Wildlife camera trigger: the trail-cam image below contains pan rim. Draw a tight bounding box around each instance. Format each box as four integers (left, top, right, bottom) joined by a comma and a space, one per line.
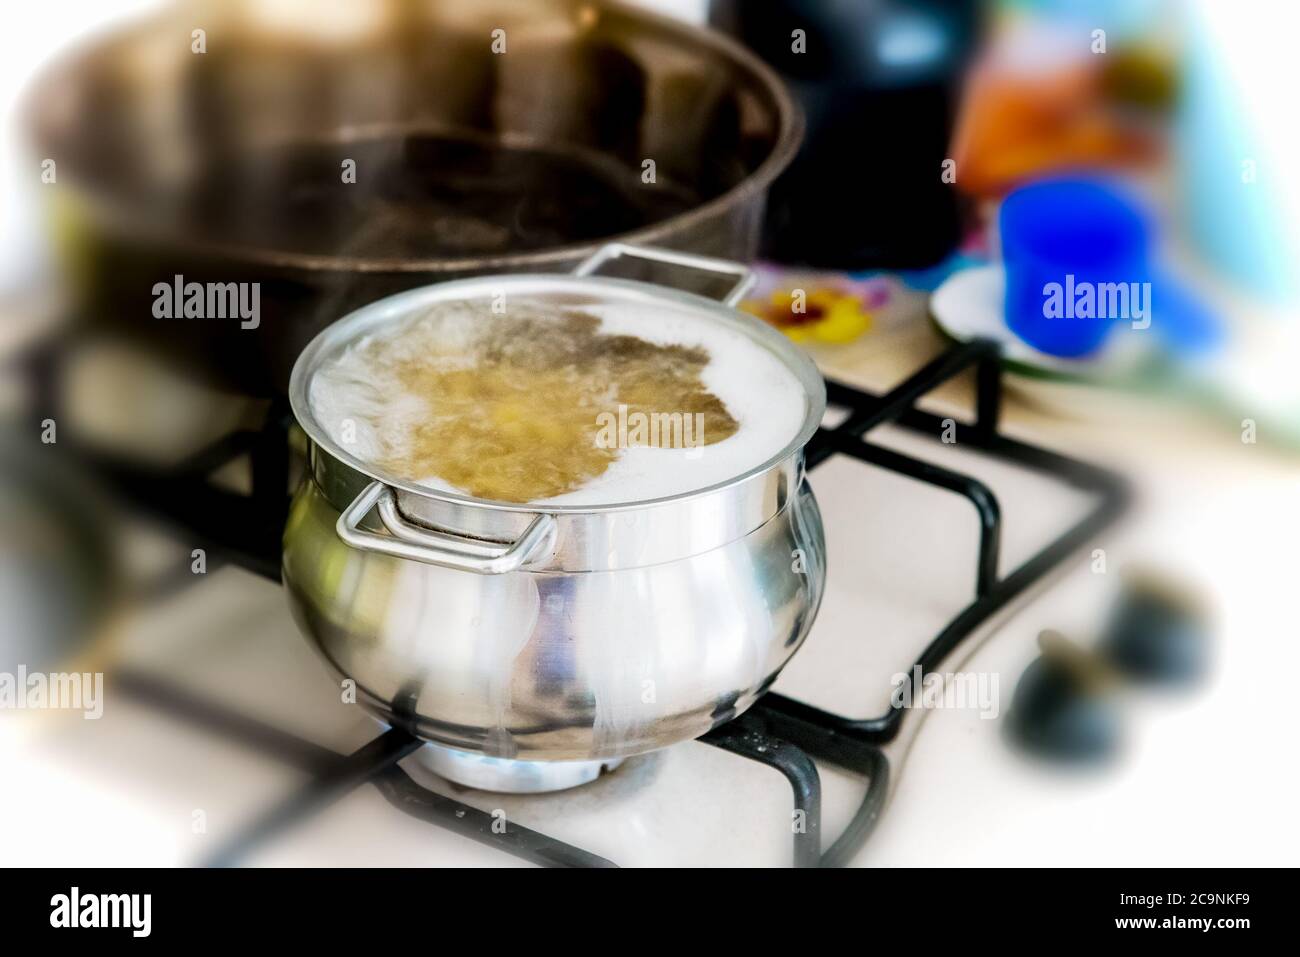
22, 0, 804, 276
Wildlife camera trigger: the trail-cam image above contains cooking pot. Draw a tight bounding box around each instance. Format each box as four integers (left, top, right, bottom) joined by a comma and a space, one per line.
25, 0, 801, 397
282, 244, 827, 792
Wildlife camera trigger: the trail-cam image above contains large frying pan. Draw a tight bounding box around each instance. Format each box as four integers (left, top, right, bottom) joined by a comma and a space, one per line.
25, 0, 801, 397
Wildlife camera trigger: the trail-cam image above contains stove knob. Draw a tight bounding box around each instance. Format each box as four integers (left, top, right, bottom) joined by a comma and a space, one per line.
1004, 631, 1122, 764
1098, 568, 1209, 687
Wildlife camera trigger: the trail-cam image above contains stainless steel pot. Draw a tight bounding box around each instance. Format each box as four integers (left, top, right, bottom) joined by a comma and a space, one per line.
25, 0, 802, 397
282, 245, 826, 792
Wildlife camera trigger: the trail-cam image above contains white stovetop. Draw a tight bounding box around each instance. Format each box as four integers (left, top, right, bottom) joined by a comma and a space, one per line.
4, 316, 1298, 867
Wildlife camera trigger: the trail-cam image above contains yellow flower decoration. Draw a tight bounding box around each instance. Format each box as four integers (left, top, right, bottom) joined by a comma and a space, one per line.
741, 287, 872, 344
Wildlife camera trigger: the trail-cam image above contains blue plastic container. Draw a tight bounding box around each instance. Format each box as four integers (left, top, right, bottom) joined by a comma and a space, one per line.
1000, 178, 1150, 358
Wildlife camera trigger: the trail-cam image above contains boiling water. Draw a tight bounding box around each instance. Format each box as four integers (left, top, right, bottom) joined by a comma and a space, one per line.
309, 294, 808, 506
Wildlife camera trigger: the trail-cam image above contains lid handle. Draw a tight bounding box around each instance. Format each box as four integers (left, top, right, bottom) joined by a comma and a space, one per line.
573, 243, 756, 306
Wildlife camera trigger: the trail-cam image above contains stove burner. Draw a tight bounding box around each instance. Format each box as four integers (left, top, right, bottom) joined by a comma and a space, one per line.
417, 744, 626, 794
69, 338, 1124, 866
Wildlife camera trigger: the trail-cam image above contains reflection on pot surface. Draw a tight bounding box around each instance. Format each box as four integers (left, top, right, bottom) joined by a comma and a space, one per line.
283, 474, 825, 762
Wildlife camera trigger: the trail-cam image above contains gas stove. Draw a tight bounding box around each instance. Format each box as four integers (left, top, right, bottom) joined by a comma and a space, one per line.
21, 336, 1122, 867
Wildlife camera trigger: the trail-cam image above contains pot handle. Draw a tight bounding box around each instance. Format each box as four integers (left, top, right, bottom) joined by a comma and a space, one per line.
336, 481, 557, 574
573, 242, 756, 306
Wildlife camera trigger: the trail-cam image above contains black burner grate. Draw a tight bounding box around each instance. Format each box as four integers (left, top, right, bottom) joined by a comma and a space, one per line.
92, 339, 1123, 867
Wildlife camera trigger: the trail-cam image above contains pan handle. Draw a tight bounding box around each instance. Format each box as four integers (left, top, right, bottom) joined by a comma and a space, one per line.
336, 481, 556, 574
573, 242, 756, 306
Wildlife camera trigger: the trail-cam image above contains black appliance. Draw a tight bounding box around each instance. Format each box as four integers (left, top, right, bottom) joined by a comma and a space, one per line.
711, 0, 982, 269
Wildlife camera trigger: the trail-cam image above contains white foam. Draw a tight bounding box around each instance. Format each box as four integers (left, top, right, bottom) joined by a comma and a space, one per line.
309, 292, 809, 506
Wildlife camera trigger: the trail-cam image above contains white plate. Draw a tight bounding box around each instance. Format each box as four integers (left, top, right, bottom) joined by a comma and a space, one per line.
930, 265, 1149, 382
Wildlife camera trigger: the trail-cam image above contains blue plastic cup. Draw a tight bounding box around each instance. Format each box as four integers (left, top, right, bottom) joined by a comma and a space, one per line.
1000, 178, 1150, 358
